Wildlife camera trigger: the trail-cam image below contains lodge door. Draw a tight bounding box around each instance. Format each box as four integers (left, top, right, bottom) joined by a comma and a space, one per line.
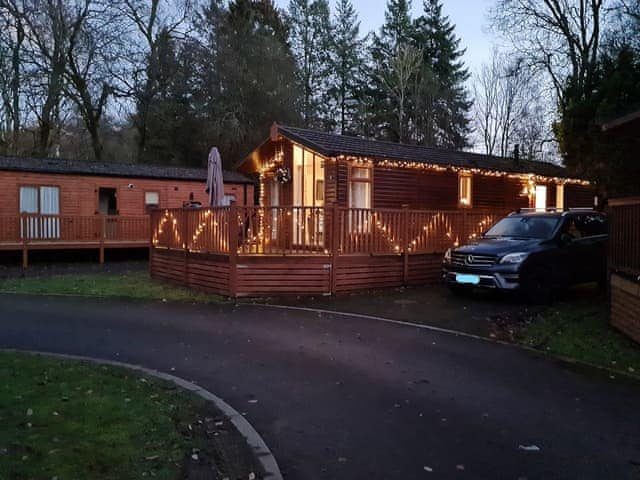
292, 146, 325, 248
98, 187, 118, 239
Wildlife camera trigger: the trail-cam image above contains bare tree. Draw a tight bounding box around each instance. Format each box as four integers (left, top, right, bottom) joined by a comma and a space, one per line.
472, 49, 554, 161
491, 0, 606, 103
61, 0, 127, 161
0, 0, 26, 153
119, 0, 193, 160
380, 44, 423, 143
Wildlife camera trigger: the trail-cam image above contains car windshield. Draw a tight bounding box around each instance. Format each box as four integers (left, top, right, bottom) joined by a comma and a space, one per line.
484, 216, 560, 239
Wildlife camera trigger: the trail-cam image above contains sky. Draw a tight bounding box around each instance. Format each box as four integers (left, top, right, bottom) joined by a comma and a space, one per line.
274, 0, 498, 75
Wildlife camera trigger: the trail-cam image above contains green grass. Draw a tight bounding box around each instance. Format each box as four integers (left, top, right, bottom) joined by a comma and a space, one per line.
0, 272, 222, 303
519, 300, 640, 377
0, 352, 208, 480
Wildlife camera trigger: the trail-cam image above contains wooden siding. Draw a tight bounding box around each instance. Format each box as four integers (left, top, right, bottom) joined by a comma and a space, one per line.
151, 248, 445, 297
610, 273, 640, 344
565, 184, 595, 208
0, 170, 254, 217
150, 249, 231, 296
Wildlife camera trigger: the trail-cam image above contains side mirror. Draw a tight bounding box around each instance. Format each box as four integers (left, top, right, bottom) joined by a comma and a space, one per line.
560, 233, 573, 245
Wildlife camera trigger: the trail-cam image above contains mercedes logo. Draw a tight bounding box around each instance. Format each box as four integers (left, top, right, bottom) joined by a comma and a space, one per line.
466, 255, 474, 264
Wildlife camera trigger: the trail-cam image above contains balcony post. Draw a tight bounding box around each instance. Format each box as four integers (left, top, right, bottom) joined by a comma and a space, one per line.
99, 215, 106, 264
228, 202, 239, 297
330, 203, 340, 295
402, 204, 409, 286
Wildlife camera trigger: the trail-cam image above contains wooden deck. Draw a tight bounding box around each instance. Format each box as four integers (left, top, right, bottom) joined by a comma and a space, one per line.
150, 205, 508, 297
0, 215, 150, 266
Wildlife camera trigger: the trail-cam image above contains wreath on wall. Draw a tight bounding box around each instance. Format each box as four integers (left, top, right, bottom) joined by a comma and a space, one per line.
276, 167, 291, 184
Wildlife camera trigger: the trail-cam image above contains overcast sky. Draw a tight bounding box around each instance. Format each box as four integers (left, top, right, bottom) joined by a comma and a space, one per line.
273, 0, 498, 75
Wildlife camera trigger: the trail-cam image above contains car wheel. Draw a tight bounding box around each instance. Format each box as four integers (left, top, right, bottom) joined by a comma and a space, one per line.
522, 269, 552, 304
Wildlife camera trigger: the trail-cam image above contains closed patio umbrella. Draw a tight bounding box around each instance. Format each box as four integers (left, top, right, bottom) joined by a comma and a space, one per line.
206, 147, 224, 207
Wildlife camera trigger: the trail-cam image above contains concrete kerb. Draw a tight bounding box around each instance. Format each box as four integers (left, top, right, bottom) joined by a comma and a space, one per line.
1, 348, 283, 480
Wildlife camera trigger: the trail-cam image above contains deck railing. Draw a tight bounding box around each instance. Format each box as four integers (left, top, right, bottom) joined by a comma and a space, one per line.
608, 198, 640, 277
0, 214, 150, 244
151, 205, 508, 257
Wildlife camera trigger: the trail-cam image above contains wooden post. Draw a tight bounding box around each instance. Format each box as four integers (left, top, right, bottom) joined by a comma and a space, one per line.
228, 202, 239, 297
182, 208, 189, 286
21, 214, 28, 268
330, 203, 340, 295
402, 205, 409, 286
99, 215, 105, 264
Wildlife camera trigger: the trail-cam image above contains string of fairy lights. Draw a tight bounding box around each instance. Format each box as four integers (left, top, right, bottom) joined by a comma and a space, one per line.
154, 148, 589, 255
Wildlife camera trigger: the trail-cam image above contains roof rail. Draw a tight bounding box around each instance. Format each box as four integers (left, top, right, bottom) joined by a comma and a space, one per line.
567, 207, 595, 211
513, 207, 562, 214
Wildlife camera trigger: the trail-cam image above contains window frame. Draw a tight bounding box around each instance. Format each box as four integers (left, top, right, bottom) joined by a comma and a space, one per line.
458, 172, 472, 208
144, 190, 160, 213
348, 163, 373, 210
18, 184, 61, 215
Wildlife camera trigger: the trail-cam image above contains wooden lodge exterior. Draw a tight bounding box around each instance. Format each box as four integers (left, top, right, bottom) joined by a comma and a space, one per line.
240, 124, 596, 213
149, 124, 596, 297
0, 156, 254, 265
602, 111, 640, 344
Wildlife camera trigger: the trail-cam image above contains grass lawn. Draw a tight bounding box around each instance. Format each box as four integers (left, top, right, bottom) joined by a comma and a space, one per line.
519, 298, 640, 377
0, 352, 260, 480
0, 271, 222, 303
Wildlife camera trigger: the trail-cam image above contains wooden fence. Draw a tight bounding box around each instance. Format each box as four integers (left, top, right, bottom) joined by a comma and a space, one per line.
0, 214, 150, 266
150, 205, 508, 297
608, 197, 640, 344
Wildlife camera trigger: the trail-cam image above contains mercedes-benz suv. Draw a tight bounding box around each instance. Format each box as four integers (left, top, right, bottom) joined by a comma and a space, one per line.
442, 209, 608, 301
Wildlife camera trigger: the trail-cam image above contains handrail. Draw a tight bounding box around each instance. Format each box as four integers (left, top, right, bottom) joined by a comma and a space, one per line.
150, 206, 509, 257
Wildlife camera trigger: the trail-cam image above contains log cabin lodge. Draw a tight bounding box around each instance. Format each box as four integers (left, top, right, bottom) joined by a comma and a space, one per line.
0, 155, 254, 265
148, 123, 596, 297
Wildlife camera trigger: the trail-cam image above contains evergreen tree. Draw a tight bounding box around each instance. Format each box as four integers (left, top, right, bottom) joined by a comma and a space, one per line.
369, 0, 416, 140
288, 0, 332, 129
328, 0, 363, 135
412, 0, 471, 149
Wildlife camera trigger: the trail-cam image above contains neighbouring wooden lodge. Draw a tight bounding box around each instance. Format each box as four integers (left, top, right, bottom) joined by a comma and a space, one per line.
0, 155, 254, 265
602, 110, 640, 344
150, 123, 596, 297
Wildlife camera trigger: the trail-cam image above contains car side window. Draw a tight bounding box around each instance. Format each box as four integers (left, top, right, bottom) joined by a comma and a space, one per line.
561, 216, 586, 240
575, 214, 607, 237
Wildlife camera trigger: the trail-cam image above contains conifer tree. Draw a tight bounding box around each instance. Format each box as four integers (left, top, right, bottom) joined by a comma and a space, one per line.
412, 0, 471, 148
328, 0, 363, 134
288, 0, 332, 128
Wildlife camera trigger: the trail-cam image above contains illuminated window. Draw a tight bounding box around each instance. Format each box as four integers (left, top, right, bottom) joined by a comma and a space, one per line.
535, 185, 547, 210
458, 173, 472, 207
349, 166, 372, 209
556, 184, 564, 210
144, 191, 159, 212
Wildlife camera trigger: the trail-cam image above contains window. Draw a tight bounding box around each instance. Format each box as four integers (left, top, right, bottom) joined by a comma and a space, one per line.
19, 185, 60, 215
19, 185, 60, 239
458, 173, 472, 207
535, 185, 547, 210
222, 194, 236, 206
349, 166, 372, 209
556, 184, 564, 210
144, 191, 160, 212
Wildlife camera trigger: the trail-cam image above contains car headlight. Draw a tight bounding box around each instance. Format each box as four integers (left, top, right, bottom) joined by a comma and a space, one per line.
500, 252, 529, 264
444, 248, 452, 263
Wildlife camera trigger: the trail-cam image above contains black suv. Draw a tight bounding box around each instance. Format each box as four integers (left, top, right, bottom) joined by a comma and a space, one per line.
442, 209, 608, 301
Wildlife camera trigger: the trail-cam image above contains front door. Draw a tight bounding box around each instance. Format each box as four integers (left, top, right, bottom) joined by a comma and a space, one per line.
98, 187, 118, 239
292, 146, 325, 248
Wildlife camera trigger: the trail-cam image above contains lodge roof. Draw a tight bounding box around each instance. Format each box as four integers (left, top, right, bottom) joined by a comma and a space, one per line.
276, 124, 573, 179
600, 109, 640, 131
0, 155, 253, 184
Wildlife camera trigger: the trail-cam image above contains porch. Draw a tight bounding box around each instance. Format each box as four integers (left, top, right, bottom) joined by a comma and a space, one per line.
149, 205, 508, 297
0, 215, 150, 266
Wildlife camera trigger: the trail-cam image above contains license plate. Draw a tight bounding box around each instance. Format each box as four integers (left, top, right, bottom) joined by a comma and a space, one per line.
455, 274, 480, 285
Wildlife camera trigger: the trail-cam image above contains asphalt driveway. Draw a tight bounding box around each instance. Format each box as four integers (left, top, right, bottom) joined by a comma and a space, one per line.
1, 294, 639, 479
